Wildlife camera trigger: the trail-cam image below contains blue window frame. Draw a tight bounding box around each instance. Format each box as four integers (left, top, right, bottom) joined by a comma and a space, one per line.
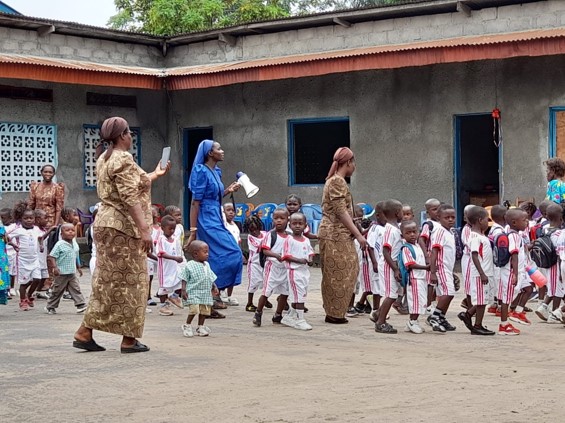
288, 117, 350, 186
83, 124, 141, 189
548, 107, 565, 157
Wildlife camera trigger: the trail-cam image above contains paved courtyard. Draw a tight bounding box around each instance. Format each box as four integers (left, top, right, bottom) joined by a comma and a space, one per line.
1, 267, 563, 423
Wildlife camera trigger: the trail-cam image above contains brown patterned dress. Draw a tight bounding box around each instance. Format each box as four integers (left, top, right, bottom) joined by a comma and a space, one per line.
28, 181, 65, 227
317, 175, 359, 319
82, 150, 151, 338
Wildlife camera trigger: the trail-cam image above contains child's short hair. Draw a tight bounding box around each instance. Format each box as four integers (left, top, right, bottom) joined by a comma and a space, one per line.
164, 205, 180, 216
490, 205, 507, 222
375, 201, 385, 212
519, 201, 536, 217
61, 207, 76, 222
400, 220, 417, 233
12, 200, 29, 222
383, 199, 402, 218
273, 207, 289, 216
34, 209, 47, 218
437, 204, 455, 215
505, 208, 524, 225
467, 206, 488, 225
161, 215, 176, 227
425, 198, 440, 210
223, 203, 235, 211
354, 205, 364, 218
286, 194, 302, 205
289, 212, 307, 223
0, 207, 12, 217
546, 203, 562, 220
189, 240, 207, 256
244, 214, 263, 232
545, 157, 565, 178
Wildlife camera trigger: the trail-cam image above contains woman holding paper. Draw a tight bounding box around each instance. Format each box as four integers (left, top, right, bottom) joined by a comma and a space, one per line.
186, 140, 242, 314
73, 116, 170, 353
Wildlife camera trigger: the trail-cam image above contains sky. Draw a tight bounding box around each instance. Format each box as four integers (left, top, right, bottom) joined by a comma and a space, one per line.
7, 0, 118, 27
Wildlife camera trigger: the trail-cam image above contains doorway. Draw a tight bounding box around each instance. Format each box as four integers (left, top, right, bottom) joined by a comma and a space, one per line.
183, 127, 213, 224
454, 114, 500, 226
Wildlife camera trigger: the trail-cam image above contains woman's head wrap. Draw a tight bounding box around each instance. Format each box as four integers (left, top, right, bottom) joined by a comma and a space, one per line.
188, 139, 220, 187
326, 147, 354, 179
100, 117, 129, 162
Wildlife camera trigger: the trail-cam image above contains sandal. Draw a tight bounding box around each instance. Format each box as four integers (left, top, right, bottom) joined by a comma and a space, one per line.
121, 340, 150, 354
213, 300, 227, 310
245, 304, 257, 312
73, 339, 106, 352
208, 310, 226, 319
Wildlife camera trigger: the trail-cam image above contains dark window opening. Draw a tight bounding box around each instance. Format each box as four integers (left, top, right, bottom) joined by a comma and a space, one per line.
0, 85, 53, 102
289, 118, 350, 185
86, 92, 137, 108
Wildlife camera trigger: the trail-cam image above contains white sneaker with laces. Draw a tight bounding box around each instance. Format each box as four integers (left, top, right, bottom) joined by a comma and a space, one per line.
551, 308, 564, 323
405, 320, 424, 334
281, 313, 298, 328
548, 311, 562, 324
227, 296, 239, 306
196, 326, 209, 337
293, 318, 312, 331
536, 303, 549, 321
182, 324, 194, 337
76, 305, 87, 314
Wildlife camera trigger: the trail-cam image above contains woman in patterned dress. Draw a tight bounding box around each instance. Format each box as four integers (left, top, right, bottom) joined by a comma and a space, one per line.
73, 117, 170, 353
318, 147, 367, 324
28, 164, 65, 227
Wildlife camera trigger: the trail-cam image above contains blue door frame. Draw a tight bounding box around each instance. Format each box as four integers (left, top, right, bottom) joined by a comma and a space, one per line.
548, 107, 565, 157
183, 127, 213, 225
453, 113, 503, 227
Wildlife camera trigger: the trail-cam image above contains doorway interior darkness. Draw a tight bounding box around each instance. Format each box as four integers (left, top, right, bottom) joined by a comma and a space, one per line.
183, 127, 213, 225
454, 114, 500, 226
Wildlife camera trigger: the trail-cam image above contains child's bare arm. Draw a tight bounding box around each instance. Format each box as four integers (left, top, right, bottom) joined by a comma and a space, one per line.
263, 249, 282, 261
383, 246, 400, 281
471, 252, 488, 284
407, 263, 430, 271
147, 252, 158, 261
160, 253, 183, 263
368, 247, 378, 273
418, 237, 429, 263
47, 256, 59, 276
181, 280, 188, 300
429, 247, 439, 284
510, 253, 518, 286
282, 255, 308, 265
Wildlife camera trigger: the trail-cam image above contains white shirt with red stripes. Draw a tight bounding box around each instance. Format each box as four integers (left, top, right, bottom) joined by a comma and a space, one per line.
468, 231, 494, 278
382, 222, 402, 261
282, 235, 314, 270
431, 225, 456, 276
401, 243, 427, 280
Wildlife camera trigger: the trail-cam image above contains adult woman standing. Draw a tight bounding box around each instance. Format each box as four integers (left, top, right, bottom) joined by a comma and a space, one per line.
187, 140, 242, 313
73, 117, 169, 353
28, 164, 65, 227
318, 147, 367, 324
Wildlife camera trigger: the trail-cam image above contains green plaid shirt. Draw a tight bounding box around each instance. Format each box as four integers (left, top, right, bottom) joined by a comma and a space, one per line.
178, 260, 217, 305
49, 240, 78, 275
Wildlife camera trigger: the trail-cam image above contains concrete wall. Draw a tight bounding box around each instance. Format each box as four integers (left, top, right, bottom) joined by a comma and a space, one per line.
166, 0, 565, 67
0, 26, 163, 67
0, 78, 168, 213
168, 54, 563, 219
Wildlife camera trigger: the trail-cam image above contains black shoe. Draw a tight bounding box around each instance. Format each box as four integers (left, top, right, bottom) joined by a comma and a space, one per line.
375, 322, 397, 334
304, 306, 308, 313
62, 292, 72, 301
253, 311, 262, 327
440, 317, 456, 331
272, 314, 283, 324
471, 325, 496, 336
427, 315, 446, 333
457, 311, 473, 331
364, 303, 372, 314
325, 315, 348, 324
265, 300, 273, 309
121, 340, 150, 354
354, 302, 365, 313
72, 339, 106, 352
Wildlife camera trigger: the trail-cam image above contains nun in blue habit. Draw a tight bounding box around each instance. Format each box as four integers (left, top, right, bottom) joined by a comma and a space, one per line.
188, 140, 243, 307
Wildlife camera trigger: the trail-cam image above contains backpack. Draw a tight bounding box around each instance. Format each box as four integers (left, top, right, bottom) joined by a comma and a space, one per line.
451, 227, 464, 261
492, 231, 511, 268
259, 230, 277, 268
530, 220, 549, 242
531, 228, 558, 269
398, 243, 416, 288
46, 225, 62, 253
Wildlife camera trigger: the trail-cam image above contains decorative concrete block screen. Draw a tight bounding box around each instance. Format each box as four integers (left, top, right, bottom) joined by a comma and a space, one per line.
83, 124, 141, 189
0, 122, 57, 192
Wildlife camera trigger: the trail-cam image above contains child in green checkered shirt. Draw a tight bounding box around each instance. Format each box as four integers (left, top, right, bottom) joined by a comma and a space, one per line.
180, 240, 218, 338
45, 223, 86, 314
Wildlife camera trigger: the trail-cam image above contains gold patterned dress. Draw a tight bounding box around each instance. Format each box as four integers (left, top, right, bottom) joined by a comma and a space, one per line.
28, 181, 65, 227
82, 150, 151, 338
317, 175, 359, 319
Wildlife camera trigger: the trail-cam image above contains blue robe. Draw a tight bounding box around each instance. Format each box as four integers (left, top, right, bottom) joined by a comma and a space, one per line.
190, 164, 242, 289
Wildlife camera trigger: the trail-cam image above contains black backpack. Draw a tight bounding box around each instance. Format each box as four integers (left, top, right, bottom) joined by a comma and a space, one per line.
492, 232, 511, 268
46, 225, 61, 253
259, 230, 277, 268
451, 227, 464, 261
531, 228, 558, 269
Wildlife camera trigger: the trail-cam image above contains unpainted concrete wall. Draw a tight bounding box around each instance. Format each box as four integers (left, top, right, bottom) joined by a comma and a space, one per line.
166, 0, 565, 67
0, 78, 168, 212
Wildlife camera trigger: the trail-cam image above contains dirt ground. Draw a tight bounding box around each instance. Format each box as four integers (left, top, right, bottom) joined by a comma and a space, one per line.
1, 267, 563, 423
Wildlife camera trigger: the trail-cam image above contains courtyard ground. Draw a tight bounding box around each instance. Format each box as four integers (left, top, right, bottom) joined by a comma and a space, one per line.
0, 267, 562, 423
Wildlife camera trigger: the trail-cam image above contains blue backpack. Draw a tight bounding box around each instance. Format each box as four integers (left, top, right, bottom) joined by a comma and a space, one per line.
398, 243, 416, 288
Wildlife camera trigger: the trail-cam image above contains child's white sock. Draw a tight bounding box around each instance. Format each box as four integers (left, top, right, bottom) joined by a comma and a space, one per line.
501, 320, 508, 325
515, 306, 524, 313
296, 308, 305, 320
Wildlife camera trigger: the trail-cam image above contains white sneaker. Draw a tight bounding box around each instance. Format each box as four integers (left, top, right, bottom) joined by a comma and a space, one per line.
196, 326, 209, 337
9, 288, 17, 297
535, 303, 549, 321
145, 307, 152, 313
76, 305, 87, 313
281, 313, 298, 328
227, 296, 239, 306
425, 306, 434, 315
405, 320, 424, 334
552, 308, 564, 323
548, 311, 562, 324
293, 318, 312, 331
181, 324, 194, 337
220, 292, 229, 302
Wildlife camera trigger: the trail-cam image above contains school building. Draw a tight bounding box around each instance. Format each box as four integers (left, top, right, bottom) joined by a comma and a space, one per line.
1, 0, 565, 224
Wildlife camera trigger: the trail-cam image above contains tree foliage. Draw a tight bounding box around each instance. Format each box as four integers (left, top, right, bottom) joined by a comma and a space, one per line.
108, 0, 409, 35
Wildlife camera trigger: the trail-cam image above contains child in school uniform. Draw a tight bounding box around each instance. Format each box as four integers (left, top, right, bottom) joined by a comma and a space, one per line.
418, 198, 442, 313
244, 215, 269, 312
487, 205, 507, 315
163, 206, 187, 307
374, 199, 403, 334
365, 201, 386, 319
285, 194, 318, 240
2, 207, 17, 299
536, 203, 563, 323
222, 202, 242, 306
428, 204, 458, 332
45, 223, 86, 314
156, 215, 184, 316
34, 209, 52, 300
350, 205, 372, 317
458, 207, 495, 335
281, 212, 314, 331
400, 220, 429, 334
460, 205, 475, 310
253, 208, 289, 327
146, 205, 161, 307
180, 240, 218, 337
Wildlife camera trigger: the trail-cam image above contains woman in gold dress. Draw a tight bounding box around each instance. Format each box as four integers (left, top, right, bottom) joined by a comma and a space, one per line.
318, 147, 367, 324
73, 117, 170, 353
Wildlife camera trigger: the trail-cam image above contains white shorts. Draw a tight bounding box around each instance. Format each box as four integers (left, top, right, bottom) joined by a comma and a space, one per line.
545, 264, 564, 298
379, 263, 400, 300
469, 276, 490, 306
498, 268, 523, 304
407, 277, 427, 315
147, 260, 156, 277
462, 254, 471, 296
8, 255, 16, 276
247, 262, 264, 294
489, 267, 501, 302
435, 267, 456, 297
40, 268, 49, 279
16, 266, 41, 285
262, 261, 288, 297
288, 267, 309, 304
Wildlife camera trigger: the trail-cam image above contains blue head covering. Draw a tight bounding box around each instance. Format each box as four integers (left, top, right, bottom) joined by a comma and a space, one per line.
189, 139, 221, 187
